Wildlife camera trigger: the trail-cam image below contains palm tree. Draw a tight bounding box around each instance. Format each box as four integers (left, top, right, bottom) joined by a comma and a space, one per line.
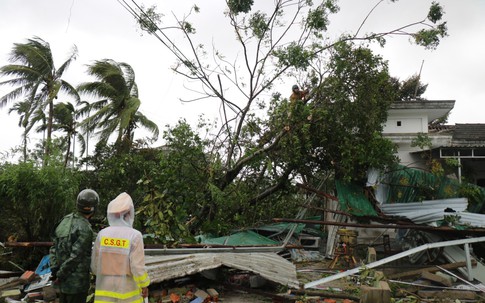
52, 102, 86, 168
0, 37, 80, 161
76, 100, 92, 159
8, 100, 34, 161
77, 59, 159, 150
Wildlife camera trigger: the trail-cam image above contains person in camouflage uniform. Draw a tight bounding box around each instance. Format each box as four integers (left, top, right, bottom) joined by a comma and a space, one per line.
49, 189, 100, 303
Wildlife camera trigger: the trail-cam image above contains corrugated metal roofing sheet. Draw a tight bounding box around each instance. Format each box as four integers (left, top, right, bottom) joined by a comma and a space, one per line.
144, 252, 300, 289
379, 198, 485, 228
380, 198, 468, 215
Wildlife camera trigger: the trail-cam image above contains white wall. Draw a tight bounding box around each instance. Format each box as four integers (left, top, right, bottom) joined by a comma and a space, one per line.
383, 117, 428, 134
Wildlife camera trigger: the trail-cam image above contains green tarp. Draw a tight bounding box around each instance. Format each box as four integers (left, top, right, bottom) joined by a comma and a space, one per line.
198, 230, 279, 246
335, 180, 378, 216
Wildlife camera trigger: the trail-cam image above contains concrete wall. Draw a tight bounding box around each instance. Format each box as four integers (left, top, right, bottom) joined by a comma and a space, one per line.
383, 116, 428, 134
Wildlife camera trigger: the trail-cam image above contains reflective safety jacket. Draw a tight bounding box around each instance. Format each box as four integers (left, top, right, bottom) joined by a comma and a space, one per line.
91, 226, 150, 303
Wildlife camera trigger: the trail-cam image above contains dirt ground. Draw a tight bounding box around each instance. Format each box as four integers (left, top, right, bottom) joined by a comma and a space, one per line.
218, 290, 273, 302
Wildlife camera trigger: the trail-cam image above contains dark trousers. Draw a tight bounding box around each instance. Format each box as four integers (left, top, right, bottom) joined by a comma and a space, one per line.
59, 292, 88, 303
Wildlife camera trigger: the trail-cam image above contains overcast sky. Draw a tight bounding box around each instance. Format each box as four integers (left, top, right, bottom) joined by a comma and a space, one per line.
1, 0, 484, 157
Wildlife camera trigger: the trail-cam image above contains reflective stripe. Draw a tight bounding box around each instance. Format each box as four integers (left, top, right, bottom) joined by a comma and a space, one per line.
133, 272, 150, 288
133, 272, 148, 282
95, 289, 140, 300
94, 298, 143, 303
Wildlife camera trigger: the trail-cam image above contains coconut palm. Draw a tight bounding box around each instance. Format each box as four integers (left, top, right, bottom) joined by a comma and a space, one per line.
77, 59, 159, 150
52, 102, 86, 167
8, 100, 34, 161
76, 100, 93, 159
0, 37, 80, 160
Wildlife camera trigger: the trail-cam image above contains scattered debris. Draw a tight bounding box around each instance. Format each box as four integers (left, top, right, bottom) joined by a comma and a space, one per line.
144, 252, 300, 289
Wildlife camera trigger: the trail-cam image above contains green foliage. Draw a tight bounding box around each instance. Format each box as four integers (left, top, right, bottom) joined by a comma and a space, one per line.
0, 1, 452, 245
128, 1, 448, 227
411, 132, 432, 150
413, 2, 448, 50
77, 59, 159, 150
137, 5, 162, 34
52, 102, 86, 167
427, 1, 445, 23
357, 266, 384, 286
80, 142, 160, 220
458, 182, 485, 213
227, 0, 254, 15
444, 158, 459, 168
157, 119, 210, 208
137, 119, 302, 236
441, 214, 462, 227
138, 179, 194, 245
301, 42, 398, 180
148, 120, 216, 234
414, 26, 447, 50
0, 161, 79, 267
29, 138, 73, 168
410, 133, 444, 176
181, 21, 196, 34
0, 37, 80, 162
249, 12, 268, 39
274, 42, 314, 70
394, 74, 428, 101
305, 0, 339, 35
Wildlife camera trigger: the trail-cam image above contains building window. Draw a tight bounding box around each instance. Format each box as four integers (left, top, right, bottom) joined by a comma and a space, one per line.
397, 121, 402, 126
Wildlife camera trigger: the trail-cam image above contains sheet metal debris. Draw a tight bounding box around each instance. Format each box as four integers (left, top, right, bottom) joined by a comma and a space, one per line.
379, 198, 476, 226
304, 236, 485, 289
145, 252, 300, 289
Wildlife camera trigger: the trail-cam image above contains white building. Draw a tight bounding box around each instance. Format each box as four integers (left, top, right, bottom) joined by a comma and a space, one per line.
382, 100, 485, 186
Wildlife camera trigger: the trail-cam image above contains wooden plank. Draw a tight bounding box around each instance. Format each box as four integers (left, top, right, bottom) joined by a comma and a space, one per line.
421, 271, 452, 287
417, 290, 477, 300
360, 281, 391, 303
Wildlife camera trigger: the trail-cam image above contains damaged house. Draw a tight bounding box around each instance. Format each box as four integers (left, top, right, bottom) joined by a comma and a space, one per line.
4, 100, 485, 303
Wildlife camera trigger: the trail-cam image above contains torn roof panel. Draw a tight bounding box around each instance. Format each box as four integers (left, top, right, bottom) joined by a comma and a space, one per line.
379, 198, 467, 225
144, 252, 300, 289
380, 198, 468, 215
379, 198, 485, 228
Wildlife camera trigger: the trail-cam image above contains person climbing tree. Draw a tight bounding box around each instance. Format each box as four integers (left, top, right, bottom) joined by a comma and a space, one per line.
289, 84, 309, 103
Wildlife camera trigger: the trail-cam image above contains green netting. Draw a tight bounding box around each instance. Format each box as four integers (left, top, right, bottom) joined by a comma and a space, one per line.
383, 165, 485, 212
335, 180, 378, 216
199, 230, 279, 246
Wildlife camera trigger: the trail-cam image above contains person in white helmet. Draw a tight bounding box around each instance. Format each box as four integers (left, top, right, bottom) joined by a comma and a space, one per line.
91, 192, 150, 303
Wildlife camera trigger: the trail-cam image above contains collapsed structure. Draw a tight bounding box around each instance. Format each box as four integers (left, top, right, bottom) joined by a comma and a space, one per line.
3, 100, 485, 302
